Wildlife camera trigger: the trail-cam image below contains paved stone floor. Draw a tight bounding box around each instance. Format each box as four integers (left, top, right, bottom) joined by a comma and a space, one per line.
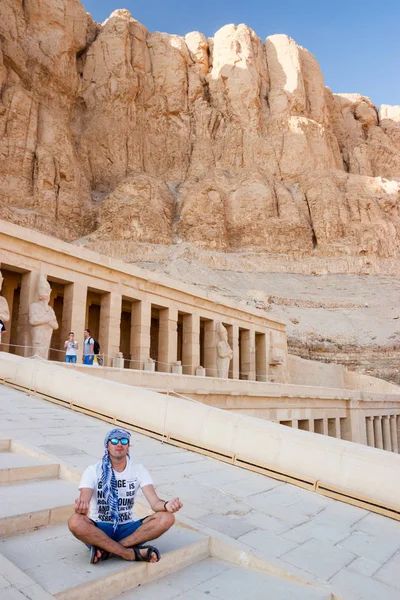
1, 384, 400, 599
115, 558, 329, 600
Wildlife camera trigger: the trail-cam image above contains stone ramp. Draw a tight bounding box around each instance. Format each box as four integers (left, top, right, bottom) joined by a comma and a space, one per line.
0, 439, 213, 599
0, 524, 209, 600
0, 524, 333, 600
2, 386, 400, 599
0, 419, 337, 600
116, 557, 332, 600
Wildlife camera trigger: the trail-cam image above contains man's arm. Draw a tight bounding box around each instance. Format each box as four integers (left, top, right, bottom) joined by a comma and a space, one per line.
74, 488, 93, 515
90, 339, 94, 357
141, 484, 183, 514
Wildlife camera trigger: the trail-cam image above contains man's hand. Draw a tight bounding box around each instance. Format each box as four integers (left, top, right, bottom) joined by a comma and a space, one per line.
74, 498, 90, 515
165, 497, 183, 513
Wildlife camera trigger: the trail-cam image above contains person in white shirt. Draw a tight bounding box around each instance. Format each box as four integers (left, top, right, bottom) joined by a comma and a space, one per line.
68, 428, 183, 564
64, 332, 78, 363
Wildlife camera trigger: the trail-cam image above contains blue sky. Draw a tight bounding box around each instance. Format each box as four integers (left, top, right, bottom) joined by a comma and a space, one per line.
82, 0, 399, 107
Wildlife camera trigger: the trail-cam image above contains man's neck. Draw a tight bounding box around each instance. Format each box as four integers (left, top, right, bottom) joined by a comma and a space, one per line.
110, 455, 127, 473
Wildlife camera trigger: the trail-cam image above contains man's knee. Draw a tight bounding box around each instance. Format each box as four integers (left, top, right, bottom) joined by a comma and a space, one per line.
68, 513, 91, 535
157, 511, 175, 530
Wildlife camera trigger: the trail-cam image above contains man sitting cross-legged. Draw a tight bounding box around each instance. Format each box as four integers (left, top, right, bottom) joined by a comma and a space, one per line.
68, 428, 183, 564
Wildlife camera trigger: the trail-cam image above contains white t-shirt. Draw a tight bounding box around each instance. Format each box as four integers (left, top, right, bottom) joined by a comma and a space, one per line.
79, 459, 153, 523
65, 340, 77, 356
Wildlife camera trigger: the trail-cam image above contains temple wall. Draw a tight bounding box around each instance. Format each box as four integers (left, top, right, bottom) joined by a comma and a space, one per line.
288, 355, 346, 388
344, 370, 400, 394
288, 354, 400, 394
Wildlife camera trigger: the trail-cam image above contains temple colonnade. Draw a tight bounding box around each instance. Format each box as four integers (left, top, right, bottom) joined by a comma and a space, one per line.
0, 222, 287, 382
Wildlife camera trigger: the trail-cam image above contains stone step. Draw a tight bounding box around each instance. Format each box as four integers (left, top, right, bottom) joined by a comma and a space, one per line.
0, 439, 11, 452
0, 479, 76, 538
115, 556, 333, 600
0, 523, 210, 600
0, 451, 59, 484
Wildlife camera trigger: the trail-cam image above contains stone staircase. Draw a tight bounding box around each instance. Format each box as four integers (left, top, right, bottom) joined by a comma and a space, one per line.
0, 438, 335, 599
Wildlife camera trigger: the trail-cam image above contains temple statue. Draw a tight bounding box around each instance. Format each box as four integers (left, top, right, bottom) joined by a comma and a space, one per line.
269, 332, 288, 383
29, 274, 58, 359
216, 322, 233, 378
0, 271, 10, 343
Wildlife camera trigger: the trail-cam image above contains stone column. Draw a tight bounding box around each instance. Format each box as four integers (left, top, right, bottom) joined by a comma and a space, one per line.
334, 417, 341, 439
16, 271, 39, 357
322, 418, 329, 436
130, 300, 151, 370
203, 320, 217, 377
157, 307, 178, 373
1, 281, 17, 349
382, 416, 391, 452
390, 416, 399, 453
255, 332, 268, 382
61, 282, 87, 364
397, 416, 400, 452
241, 329, 256, 380
348, 401, 367, 445
182, 313, 200, 375
373, 416, 383, 449
228, 324, 239, 379
99, 292, 122, 367
366, 417, 375, 447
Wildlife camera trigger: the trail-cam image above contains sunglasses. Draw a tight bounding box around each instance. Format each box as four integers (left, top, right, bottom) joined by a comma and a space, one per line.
109, 437, 129, 446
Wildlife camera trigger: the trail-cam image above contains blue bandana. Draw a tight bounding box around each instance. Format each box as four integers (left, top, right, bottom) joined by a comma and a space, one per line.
101, 428, 131, 531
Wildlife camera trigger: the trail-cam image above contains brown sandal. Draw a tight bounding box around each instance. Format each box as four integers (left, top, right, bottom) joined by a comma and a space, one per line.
132, 544, 160, 562
89, 546, 111, 564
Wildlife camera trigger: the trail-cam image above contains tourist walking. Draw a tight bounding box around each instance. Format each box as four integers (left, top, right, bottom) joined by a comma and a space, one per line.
64, 332, 78, 363
68, 428, 182, 564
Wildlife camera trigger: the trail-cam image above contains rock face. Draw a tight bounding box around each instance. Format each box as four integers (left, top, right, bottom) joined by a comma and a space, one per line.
0, 4, 399, 257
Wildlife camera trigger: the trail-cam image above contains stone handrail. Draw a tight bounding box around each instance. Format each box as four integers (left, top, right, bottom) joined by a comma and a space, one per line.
0, 352, 398, 515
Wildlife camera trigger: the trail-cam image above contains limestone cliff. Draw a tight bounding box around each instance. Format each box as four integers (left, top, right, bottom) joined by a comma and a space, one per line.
0, 3, 399, 259
1, 3, 399, 384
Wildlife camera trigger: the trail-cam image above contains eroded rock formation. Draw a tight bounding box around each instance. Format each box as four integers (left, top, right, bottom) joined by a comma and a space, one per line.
0, 3, 399, 258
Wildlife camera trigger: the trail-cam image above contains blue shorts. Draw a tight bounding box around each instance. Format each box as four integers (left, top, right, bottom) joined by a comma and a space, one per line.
65, 355, 77, 364
91, 518, 144, 542
84, 355, 94, 365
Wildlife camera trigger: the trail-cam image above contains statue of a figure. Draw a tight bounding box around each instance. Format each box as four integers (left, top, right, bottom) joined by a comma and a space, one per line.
269, 349, 288, 383
0, 271, 10, 345
29, 274, 58, 359
216, 322, 233, 378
